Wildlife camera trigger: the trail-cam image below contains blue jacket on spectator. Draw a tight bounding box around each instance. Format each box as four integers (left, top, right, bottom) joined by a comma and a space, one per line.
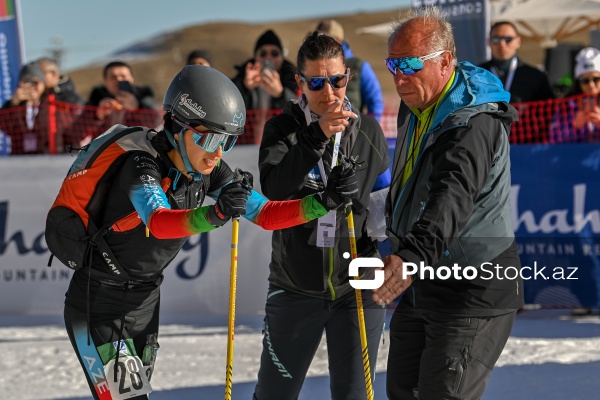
342, 42, 384, 122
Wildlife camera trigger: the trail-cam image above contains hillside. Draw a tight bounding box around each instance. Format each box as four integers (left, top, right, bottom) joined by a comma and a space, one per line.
66, 8, 591, 110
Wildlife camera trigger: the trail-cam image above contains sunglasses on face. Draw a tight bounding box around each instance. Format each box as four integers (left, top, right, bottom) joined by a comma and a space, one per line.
579, 76, 600, 85
172, 117, 237, 154
490, 36, 515, 45
258, 49, 280, 58
299, 69, 349, 91
385, 50, 446, 76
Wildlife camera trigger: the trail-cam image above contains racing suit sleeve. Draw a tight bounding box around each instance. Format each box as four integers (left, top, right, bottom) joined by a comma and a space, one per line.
119, 153, 219, 239
242, 189, 327, 230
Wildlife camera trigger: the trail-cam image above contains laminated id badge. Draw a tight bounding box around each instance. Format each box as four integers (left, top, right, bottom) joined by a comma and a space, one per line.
316, 211, 336, 248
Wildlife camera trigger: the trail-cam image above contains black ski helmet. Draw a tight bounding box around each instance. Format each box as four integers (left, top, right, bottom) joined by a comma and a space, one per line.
163, 65, 246, 135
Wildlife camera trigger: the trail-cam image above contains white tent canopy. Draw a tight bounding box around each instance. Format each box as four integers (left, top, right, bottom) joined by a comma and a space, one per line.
356, 0, 600, 48
495, 0, 600, 47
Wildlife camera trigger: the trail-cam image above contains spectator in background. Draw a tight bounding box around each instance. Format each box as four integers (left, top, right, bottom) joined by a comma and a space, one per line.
479, 21, 554, 103
86, 61, 157, 125
231, 29, 297, 122
37, 57, 84, 105
550, 47, 600, 144
0, 62, 76, 154
315, 19, 384, 121
186, 49, 212, 67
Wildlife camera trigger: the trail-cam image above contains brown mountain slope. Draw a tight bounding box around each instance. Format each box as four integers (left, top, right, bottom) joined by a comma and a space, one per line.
67, 8, 590, 111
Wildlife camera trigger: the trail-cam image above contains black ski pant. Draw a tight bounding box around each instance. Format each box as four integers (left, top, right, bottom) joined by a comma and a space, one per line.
253, 285, 386, 400
64, 274, 161, 400
386, 305, 516, 400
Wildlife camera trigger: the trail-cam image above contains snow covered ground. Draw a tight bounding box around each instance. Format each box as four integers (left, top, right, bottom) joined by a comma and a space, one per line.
1, 309, 600, 400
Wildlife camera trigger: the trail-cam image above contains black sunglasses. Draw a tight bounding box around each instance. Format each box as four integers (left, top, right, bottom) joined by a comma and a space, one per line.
299, 69, 349, 91
579, 76, 600, 85
490, 36, 516, 45
258, 49, 280, 58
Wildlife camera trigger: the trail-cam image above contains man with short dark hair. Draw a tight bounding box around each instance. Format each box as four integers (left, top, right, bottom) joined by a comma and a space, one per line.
86, 61, 158, 131
479, 21, 554, 103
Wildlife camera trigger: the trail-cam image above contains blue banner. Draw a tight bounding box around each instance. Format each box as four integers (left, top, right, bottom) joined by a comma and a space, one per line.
412, 0, 489, 64
0, 0, 24, 105
386, 143, 600, 308
511, 144, 600, 308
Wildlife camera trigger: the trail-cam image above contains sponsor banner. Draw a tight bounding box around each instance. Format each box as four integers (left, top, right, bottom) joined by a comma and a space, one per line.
386, 143, 600, 307
0, 0, 24, 105
0, 147, 271, 318
3, 143, 599, 317
511, 144, 600, 307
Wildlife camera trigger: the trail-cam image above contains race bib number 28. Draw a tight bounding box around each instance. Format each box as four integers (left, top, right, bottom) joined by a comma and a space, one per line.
104, 354, 152, 399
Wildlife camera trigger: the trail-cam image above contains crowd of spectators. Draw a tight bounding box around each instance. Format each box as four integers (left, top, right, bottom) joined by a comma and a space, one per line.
0, 19, 598, 156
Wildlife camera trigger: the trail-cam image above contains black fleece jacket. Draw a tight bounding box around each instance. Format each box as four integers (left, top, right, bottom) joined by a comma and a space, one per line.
259, 100, 389, 300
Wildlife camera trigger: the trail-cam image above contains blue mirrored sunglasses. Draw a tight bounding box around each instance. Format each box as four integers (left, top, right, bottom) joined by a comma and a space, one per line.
172, 117, 237, 153
299, 69, 349, 91
385, 50, 446, 76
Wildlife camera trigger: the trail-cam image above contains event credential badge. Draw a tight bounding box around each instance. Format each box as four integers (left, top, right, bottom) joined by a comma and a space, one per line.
317, 211, 336, 248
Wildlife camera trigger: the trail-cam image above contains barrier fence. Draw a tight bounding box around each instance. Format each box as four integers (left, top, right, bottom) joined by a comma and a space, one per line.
1, 94, 599, 155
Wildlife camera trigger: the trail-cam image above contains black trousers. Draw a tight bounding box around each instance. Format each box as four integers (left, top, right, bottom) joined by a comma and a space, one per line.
386, 306, 516, 400
63, 275, 161, 400
253, 286, 386, 400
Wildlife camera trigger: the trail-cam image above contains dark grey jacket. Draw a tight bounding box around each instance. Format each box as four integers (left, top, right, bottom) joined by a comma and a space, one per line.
387, 62, 523, 315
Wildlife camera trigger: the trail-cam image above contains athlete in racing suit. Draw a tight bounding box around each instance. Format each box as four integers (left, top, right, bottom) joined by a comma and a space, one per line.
63, 65, 358, 400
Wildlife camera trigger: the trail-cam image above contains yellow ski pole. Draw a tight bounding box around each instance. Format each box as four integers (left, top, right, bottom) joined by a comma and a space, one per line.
345, 200, 374, 400
224, 216, 239, 400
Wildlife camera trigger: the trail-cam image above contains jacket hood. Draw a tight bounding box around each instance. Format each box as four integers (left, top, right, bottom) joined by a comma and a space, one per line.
431, 61, 514, 129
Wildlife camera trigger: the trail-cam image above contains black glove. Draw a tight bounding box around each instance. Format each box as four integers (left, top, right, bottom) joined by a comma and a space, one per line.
316, 161, 359, 211
206, 171, 252, 226
235, 168, 254, 191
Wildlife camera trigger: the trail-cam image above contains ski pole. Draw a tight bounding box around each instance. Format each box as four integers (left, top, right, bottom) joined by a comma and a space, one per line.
224, 216, 239, 400
345, 199, 374, 400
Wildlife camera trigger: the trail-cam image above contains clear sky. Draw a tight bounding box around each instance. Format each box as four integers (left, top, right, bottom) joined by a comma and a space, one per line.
18, 0, 411, 72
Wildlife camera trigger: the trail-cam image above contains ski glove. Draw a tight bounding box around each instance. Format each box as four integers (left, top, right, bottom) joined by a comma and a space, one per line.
206, 169, 253, 226
316, 162, 359, 211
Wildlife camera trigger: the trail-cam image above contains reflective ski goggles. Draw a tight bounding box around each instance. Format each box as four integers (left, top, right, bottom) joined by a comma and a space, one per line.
172, 117, 237, 154
299, 69, 349, 91
385, 50, 446, 76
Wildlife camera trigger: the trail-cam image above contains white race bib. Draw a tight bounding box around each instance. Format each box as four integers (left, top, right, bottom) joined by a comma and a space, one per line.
104, 354, 152, 399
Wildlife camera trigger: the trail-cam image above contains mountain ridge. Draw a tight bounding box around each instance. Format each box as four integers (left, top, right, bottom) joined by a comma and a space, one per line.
66, 7, 588, 109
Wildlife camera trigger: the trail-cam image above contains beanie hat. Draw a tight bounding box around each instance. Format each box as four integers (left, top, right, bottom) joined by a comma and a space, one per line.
574, 47, 600, 79
254, 30, 283, 53
19, 62, 45, 83
315, 19, 344, 42
186, 49, 213, 66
